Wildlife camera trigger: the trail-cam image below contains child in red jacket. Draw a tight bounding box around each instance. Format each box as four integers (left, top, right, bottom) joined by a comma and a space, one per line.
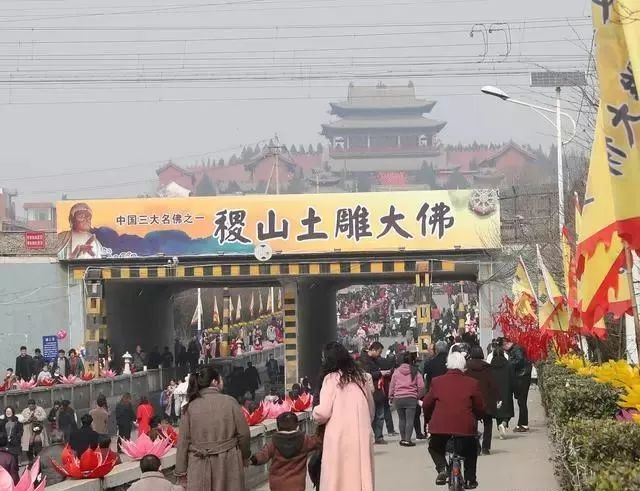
250, 411, 319, 491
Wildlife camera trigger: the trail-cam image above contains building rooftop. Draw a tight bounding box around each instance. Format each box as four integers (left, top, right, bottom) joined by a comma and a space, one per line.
331, 83, 434, 110
0, 231, 62, 256
322, 116, 446, 133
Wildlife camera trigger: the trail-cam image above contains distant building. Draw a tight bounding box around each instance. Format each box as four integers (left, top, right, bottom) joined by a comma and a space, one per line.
322, 82, 447, 175
0, 187, 19, 231
23, 202, 56, 231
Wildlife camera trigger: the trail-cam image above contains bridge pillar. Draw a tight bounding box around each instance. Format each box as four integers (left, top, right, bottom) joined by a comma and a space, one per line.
282, 282, 299, 389
84, 274, 106, 376
296, 279, 338, 385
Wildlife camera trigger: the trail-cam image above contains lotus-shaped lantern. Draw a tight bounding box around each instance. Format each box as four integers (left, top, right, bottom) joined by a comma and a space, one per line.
159, 425, 178, 446
81, 373, 95, 382
37, 378, 56, 387
51, 447, 117, 479
0, 457, 46, 491
59, 375, 78, 385
241, 402, 267, 426
289, 393, 313, 412
16, 378, 37, 391
120, 433, 173, 460
101, 369, 117, 379
263, 399, 292, 420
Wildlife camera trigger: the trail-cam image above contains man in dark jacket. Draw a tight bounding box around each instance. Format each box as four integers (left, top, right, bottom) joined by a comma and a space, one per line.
52, 350, 70, 377
359, 341, 389, 444
244, 362, 261, 400
69, 414, 99, 457
504, 338, 532, 432
32, 348, 46, 376
466, 345, 498, 454
423, 352, 485, 489
423, 340, 448, 389
15, 346, 33, 381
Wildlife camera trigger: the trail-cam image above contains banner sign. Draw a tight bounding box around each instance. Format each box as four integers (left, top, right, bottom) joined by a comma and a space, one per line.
56, 189, 500, 260
42, 335, 59, 362
24, 231, 46, 250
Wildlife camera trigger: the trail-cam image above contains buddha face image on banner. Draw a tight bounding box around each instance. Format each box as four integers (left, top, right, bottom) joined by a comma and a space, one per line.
58, 202, 103, 260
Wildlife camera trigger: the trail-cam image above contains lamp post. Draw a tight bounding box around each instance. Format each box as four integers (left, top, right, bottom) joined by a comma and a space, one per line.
480, 85, 577, 236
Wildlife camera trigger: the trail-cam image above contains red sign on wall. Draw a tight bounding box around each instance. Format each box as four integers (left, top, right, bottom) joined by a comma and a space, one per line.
24, 231, 46, 250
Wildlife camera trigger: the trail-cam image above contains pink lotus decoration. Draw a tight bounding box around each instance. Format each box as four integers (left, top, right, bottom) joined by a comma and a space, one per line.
37, 378, 56, 387
51, 447, 117, 479
101, 369, 117, 379
81, 373, 95, 382
0, 457, 46, 491
289, 393, 313, 412
57, 329, 67, 340
241, 403, 268, 426
16, 378, 37, 391
263, 399, 292, 419
60, 375, 79, 385
120, 433, 173, 460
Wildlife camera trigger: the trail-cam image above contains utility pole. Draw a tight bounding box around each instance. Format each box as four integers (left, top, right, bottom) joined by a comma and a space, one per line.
265, 134, 283, 195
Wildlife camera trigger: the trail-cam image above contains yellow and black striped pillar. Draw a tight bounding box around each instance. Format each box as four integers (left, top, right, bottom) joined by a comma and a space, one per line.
283, 283, 298, 388
84, 279, 106, 376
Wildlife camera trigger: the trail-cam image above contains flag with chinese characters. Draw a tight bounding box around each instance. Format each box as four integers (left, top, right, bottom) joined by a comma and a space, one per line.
277, 288, 282, 310
250, 291, 255, 317
213, 296, 220, 326
259, 291, 264, 314
537, 246, 569, 331
267, 288, 273, 313
512, 256, 537, 319
583, 0, 640, 256
229, 296, 234, 320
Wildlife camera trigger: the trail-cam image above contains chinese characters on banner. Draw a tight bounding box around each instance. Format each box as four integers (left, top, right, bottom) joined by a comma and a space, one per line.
56, 190, 500, 259
583, 0, 640, 254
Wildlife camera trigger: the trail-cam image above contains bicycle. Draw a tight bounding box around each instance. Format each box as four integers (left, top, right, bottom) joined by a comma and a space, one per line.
446, 436, 465, 491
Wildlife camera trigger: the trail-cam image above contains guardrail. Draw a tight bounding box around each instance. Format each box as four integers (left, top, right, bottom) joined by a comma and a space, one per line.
46, 410, 314, 491
1, 344, 285, 415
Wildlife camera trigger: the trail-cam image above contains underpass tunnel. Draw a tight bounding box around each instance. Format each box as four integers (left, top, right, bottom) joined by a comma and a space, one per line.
105, 282, 176, 364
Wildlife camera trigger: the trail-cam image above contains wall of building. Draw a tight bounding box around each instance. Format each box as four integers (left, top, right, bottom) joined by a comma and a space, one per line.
0, 257, 73, 371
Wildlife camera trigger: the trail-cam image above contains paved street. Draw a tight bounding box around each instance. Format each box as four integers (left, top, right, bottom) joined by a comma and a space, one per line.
255, 386, 558, 491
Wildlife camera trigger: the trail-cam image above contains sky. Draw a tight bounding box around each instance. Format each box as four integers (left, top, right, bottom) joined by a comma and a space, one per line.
0, 0, 594, 214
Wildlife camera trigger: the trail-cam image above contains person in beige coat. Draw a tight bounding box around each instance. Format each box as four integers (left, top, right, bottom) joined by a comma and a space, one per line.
130, 455, 183, 491
175, 366, 251, 491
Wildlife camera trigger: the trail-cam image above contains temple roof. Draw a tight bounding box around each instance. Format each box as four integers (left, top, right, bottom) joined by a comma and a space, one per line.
322, 117, 446, 134
330, 84, 435, 113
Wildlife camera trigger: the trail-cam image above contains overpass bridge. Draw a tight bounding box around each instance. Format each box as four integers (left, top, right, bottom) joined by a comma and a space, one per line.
57, 189, 501, 386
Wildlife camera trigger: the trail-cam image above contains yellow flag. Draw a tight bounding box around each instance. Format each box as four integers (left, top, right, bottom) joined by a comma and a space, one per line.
213, 296, 220, 326
537, 246, 563, 305
577, 231, 630, 328
585, 0, 640, 256
512, 257, 537, 319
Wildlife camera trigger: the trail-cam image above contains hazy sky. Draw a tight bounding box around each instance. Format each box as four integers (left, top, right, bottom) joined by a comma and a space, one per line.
0, 0, 593, 213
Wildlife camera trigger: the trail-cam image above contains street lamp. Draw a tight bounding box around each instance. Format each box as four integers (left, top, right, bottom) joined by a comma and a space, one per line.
480, 85, 577, 235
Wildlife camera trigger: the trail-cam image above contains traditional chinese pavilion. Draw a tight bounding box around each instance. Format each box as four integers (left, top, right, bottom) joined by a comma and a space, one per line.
321, 82, 447, 174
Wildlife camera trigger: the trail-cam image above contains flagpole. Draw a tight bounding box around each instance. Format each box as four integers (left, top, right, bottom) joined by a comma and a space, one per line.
197, 288, 202, 333
624, 245, 640, 357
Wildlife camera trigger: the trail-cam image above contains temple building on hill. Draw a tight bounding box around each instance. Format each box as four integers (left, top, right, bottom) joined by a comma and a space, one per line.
322, 82, 447, 175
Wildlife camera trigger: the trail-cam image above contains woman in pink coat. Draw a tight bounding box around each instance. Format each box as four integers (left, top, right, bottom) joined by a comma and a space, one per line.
313, 342, 375, 491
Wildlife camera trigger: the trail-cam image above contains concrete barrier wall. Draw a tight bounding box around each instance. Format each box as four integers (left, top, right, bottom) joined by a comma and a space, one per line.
1, 344, 285, 416
46, 411, 314, 491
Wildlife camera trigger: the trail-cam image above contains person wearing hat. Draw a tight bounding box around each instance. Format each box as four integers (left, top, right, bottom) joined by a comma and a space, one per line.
58, 202, 102, 259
